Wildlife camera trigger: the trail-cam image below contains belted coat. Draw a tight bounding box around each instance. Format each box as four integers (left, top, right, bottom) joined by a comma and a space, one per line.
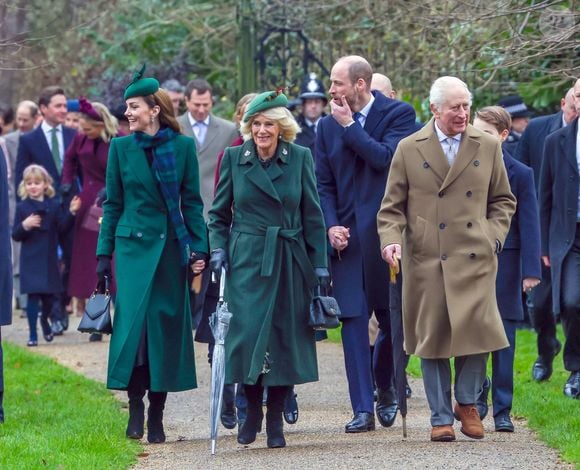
97, 134, 207, 392
208, 140, 327, 386
377, 121, 516, 358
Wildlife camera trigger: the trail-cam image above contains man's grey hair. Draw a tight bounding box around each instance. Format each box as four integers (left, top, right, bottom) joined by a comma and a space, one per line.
429, 76, 472, 111
161, 79, 184, 93
17, 100, 39, 117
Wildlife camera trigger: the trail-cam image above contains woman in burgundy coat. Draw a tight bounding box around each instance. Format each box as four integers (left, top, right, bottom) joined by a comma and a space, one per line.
61, 98, 123, 315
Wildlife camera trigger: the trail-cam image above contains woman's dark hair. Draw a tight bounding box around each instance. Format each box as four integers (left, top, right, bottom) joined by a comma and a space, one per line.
143, 89, 180, 133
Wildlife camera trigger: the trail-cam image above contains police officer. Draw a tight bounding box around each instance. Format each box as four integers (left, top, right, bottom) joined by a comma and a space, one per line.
498, 95, 531, 155
295, 73, 327, 158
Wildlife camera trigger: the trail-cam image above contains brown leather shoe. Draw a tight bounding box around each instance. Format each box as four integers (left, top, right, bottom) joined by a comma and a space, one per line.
430, 424, 456, 442
454, 403, 484, 439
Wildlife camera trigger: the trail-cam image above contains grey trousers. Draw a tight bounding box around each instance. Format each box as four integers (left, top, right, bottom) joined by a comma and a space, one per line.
421, 353, 488, 426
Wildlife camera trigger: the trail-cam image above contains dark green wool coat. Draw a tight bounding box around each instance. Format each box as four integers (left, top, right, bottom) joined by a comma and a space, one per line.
208, 140, 327, 386
97, 134, 208, 391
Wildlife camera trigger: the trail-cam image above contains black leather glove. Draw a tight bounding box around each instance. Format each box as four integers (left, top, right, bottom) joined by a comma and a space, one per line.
209, 248, 228, 278
314, 267, 330, 289
95, 187, 107, 205
96, 256, 112, 284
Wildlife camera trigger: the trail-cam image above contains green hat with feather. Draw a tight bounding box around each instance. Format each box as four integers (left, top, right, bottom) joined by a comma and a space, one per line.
123, 64, 160, 100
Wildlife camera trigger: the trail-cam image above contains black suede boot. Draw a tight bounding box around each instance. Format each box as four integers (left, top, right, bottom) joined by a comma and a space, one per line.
237, 384, 264, 445
266, 386, 288, 448
126, 371, 146, 439
147, 391, 167, 443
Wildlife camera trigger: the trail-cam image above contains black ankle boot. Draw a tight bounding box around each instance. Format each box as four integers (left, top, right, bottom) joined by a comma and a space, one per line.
266, 386, 287, 448
237, 384, 264, 445
147, 391, 167, 443
126, 379, 145, 439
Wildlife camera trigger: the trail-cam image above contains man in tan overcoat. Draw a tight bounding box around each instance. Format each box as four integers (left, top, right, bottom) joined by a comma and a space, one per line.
377, 76, 516, 442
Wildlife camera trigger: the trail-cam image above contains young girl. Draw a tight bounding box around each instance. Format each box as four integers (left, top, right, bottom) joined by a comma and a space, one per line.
12, 164, 78, 346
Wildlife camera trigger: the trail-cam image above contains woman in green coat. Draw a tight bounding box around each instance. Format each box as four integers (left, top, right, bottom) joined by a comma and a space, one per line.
96, 68, 208, 443
208, 91, 329, 448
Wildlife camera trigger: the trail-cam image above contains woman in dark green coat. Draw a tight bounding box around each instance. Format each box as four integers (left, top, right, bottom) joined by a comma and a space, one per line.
96, 68, 208, 443
208, 91, 329, 448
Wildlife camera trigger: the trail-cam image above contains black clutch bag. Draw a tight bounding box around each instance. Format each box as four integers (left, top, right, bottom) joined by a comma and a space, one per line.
309, 286, 341, 330
78, 276, 113, 335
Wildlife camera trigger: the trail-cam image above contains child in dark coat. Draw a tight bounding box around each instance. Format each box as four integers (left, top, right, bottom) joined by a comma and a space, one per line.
12, 164, 78, 346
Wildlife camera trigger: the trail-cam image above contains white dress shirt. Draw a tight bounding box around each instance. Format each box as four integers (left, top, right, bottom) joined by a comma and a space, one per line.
41, 121, 65, 164
188, 113, 210, 145
434, 121, 462, 167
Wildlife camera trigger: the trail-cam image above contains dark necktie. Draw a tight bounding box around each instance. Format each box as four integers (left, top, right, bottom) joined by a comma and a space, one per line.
353, 112, 362, 125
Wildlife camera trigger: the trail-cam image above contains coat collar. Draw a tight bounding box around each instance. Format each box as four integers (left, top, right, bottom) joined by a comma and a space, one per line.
238, 139, 290, 203
560, 117, 578, 172
415, 119, 482, 190
363, 91, 389, 135
124, 138, 164, 204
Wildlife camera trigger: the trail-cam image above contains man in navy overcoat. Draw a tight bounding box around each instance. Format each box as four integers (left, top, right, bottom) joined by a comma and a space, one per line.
316, 55, 417, 432
0, 146, 13, 423
15, 86, 76, 333
515, 87, 577, 382
539, 79, 580, 398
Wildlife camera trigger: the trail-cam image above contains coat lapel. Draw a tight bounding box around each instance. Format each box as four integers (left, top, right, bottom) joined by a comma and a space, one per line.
562, 118, 578, 173
362, 91, 383, 135
201, 117, 219, 152
440, 125, 480, 191
415, 120, 449, 184
124, 143, 164, 203
239, 140, 283, 203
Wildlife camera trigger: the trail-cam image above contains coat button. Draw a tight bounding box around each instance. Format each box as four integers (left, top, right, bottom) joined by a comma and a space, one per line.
466, 190, 472, 197
160, 234, 165, 239
441, 254, 447, 261
469, 253, 476, 259
439, 223, 446, 229
423, 162, 430, 169
438, 191, 445, 198
474, 160, 480, 167
137, 232, 143, 238
467, 222, 473, 228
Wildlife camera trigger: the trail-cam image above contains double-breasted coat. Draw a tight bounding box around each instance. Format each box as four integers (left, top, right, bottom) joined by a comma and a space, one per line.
208, 140, 327, 386
97, 134, 208, 391
539, 117, 579, 314
62, 133, 122, 298
315, 91, 418, 316
496, 152, 541, 319
12, 197, 73, 294
377, 121, 516, 358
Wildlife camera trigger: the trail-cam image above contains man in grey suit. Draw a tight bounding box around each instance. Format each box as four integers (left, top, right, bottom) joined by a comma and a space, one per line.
176, 79, 238, 219
177, 79, 239, 428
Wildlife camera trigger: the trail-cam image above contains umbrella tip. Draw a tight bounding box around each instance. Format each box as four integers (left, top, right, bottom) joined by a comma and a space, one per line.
211, 439, 216, 455
402, 416, 407, 438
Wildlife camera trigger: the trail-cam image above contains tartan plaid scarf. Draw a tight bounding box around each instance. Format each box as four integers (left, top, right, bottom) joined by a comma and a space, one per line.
133, 128, 193, 265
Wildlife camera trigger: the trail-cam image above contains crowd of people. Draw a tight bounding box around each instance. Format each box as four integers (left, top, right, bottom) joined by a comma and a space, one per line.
0, 56, 578, 451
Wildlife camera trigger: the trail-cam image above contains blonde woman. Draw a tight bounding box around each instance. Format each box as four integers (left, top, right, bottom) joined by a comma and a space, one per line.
61, 98, 124, 329
208, 91, 329, 448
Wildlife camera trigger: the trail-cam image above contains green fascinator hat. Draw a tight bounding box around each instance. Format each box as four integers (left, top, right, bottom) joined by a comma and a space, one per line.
123, 64, 160, 100
243, 89, 289, 121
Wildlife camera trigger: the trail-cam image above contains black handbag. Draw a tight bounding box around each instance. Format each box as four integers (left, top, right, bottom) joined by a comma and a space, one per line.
309, 286, 341, 330
78, 276, 113, 334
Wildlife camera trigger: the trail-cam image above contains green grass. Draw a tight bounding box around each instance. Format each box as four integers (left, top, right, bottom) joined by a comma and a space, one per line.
0, 342, 141, 469
327, 325, 579, 467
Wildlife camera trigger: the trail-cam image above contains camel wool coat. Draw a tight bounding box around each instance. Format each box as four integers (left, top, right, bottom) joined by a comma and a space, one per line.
377, 121, 516, 359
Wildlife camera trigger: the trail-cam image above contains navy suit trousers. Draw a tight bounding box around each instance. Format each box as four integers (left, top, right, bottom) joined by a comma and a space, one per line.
491, 319, 517, 417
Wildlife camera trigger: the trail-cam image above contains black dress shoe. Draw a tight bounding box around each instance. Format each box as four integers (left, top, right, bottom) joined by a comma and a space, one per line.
283, 392, 298, 425
532, 339, 562, 382
89, 333, 103, 342
51, 321, 64, 336
476, 376, 490, 420
221, 402, 237, 429
376, 388, 398, 428
563, 371, 580, 399
494, 412, 514, 432
345, 412, 375, 433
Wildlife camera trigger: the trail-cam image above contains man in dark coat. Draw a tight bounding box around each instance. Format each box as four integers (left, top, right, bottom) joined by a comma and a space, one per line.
538, 78, 580, 399
316, 55, 417, 432
15, 86, 76, 334
0, 146, 13, 423
515, 87, 577, 382
295, 73, 327, 158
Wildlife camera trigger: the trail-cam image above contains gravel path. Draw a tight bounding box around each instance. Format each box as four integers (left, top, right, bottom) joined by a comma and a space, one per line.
3, 313, 572, 469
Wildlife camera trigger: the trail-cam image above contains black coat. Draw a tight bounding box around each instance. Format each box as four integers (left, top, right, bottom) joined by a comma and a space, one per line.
496, 152, 541, 320
539, 117, 579, 314
12, 197, 73, 294
514, 111, 563, 189
295, 114, 324, 159
316, 91, 417, 316
0, 147, 12, 326
503, 131, 520, 157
